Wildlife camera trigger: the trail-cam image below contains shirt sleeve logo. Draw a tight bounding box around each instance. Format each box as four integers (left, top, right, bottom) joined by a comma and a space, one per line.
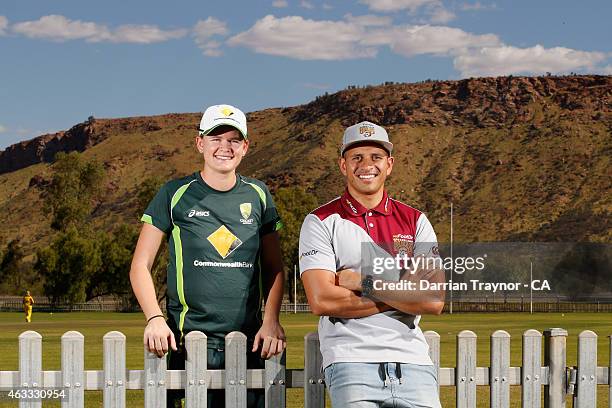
299, 249, 319, 260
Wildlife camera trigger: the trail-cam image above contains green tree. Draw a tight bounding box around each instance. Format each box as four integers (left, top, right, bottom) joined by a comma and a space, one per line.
35, 228, 102, 307
0, 239, 26, 293
87, 225, 140, 308
45, 152, 104, 231
135, 176, 166, 216
275, 187, 318, 302
34, 152, 105, 306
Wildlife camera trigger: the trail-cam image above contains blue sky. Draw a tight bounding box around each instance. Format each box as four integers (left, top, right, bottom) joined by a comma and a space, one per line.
1, 0, 610, 149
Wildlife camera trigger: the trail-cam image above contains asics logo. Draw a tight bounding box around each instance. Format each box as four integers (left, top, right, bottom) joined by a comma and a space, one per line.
188, 209, 210, 217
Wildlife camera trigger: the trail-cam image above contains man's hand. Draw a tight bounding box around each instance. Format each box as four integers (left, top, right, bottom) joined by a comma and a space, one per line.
337, 269, 362, 292
144, 316, 177, 358
252, 319, 286, 359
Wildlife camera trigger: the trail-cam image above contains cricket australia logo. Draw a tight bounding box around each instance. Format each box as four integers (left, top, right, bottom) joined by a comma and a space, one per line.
240, 202, 254, 225
359, 124, 375, 137
221, 107, 234, 116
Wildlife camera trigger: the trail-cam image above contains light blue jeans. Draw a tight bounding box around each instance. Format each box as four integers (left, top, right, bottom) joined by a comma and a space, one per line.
324, 362, 442, 408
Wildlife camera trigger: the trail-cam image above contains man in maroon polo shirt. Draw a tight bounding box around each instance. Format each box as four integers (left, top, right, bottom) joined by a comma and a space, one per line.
299, 121, 444, 407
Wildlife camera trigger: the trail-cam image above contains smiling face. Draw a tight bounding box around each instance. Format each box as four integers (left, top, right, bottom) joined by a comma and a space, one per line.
196, 126, 249, 175
339, 143, 394, 198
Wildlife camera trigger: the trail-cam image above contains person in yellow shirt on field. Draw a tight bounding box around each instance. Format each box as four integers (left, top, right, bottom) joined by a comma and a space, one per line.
23, 291, 34, 323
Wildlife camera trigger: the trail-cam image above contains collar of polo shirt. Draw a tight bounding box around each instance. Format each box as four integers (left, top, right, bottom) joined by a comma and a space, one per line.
340, 189, 392, 216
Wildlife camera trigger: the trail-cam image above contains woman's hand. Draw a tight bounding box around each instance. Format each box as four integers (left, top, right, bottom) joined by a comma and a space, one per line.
144, 316, 177, 357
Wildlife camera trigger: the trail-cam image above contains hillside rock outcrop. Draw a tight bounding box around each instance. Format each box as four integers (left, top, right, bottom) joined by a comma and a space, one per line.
291, 75, 611, 128
0, 121, 97, 173
1, 75, 610, 175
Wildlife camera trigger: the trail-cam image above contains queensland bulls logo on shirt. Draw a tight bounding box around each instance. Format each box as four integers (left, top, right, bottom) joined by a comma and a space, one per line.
393, 233, 414, 257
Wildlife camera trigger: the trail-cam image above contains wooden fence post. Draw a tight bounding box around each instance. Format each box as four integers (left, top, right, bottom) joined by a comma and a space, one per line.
144, 348, 167, 407
544, 328, 567, 408
103, 331, 126, 408
522, 329, 542, 408
185, 331, 208, 407
61, 331, 84, 408
225, 332, 247, 408
575, 330, 597, 408
9, 327, 610, 408
265, 351, 286, 408
457, 330, 477, 408
19, 331, 42, 408
609, 336, 611, 408
424, 331, 440, 393
490, 330, 510, 408
304, 332, 324, 408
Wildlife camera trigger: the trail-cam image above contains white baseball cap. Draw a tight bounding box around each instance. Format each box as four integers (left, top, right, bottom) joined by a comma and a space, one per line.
341, 121, 393, 155
199, 104, 248, 139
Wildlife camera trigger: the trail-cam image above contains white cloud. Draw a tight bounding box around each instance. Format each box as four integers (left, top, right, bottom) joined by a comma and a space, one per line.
360, 0, 455, 25
228, 15, 377, 60
323, 4, 333, 10
0, 16, 8, 35
106, 25, 186, 43
272, 0, 289, 7
300, 0, 315, 9
428, 7, 456, 23
230, 15, 496, 61
193, 17, 229, 56
454, 45, 607, 77
601, 65, 612, 75
343, 13, 393, 27
0, 124, 7, 133
359, 0, 438, 12
12, 15, 108, 41
11, 15, 187, 43
461, 2, 496, 11
227, 13, 608, 79
200, 40, 224, 57
365, 25, 500, 56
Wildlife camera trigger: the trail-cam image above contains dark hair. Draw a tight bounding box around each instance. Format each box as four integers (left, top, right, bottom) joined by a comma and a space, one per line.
204, 125, 242, 137
342, 142, 391, 157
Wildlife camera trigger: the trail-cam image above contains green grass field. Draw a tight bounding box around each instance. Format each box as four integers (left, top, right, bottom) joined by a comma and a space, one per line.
0, 311, 610, 407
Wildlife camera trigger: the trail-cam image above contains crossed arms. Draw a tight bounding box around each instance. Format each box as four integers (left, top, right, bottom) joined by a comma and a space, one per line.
302, 266, 445, 318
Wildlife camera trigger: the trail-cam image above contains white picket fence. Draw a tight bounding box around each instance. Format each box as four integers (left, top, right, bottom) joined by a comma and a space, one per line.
0, 328, 610, 407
